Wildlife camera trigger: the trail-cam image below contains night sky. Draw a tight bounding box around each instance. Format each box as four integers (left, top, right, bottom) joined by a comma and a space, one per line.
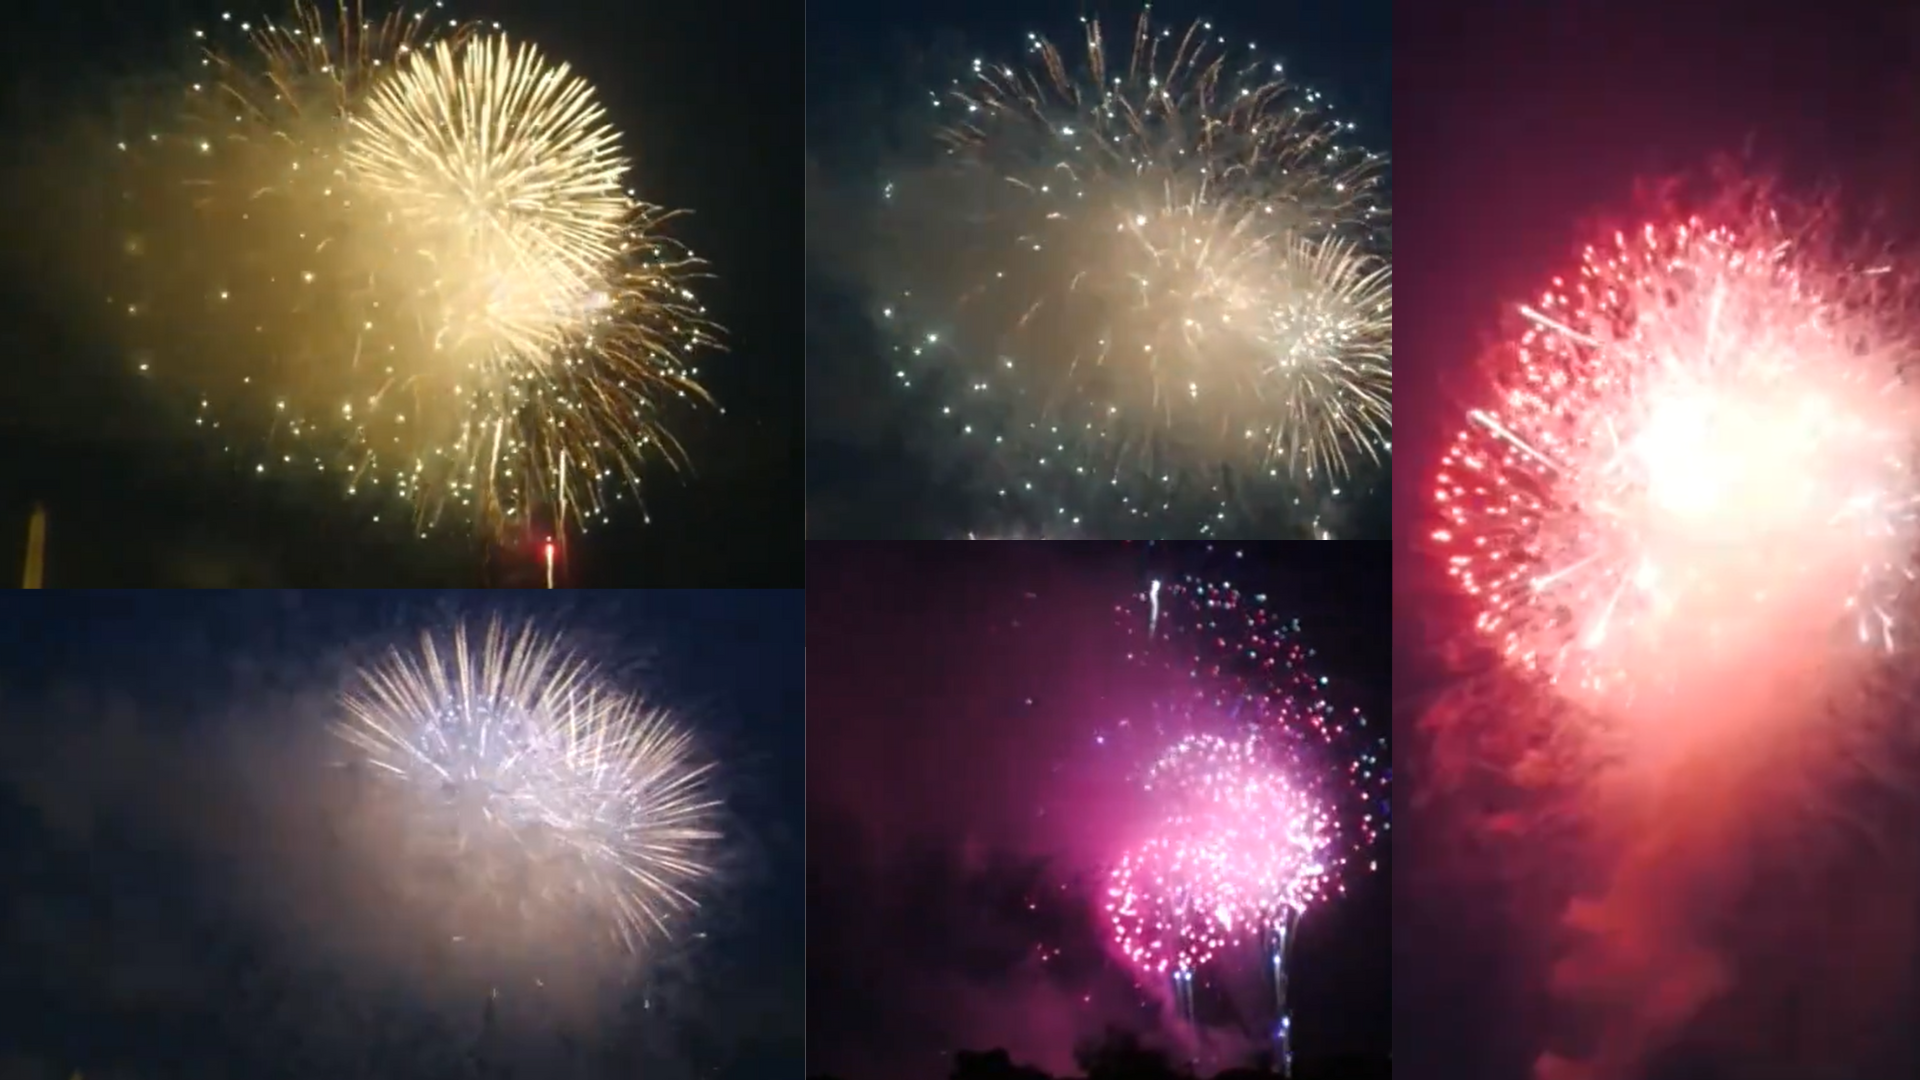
802, 0, 1391, 539
805, 542, 1389, 1080
1395, 0, 1920, 1075
0, 590, 803, 1079
0, 0, 802, 587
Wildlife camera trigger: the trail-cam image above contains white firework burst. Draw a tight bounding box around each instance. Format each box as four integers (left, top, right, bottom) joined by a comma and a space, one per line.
335, 617, 720, 956
874, 9, 1390, 535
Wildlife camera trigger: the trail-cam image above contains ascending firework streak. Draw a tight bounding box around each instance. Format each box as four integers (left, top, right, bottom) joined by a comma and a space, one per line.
100, 2, 721, 536
875, 10, 1389, 535
334, 618, 721, 967
1264, 909, 1298, 1073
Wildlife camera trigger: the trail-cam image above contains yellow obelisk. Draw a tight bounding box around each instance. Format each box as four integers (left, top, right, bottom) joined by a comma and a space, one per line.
22, 503, 45, 589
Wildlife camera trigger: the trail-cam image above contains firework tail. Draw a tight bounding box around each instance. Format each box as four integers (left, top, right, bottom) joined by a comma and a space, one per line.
555, 453, 570, 588
1172, 965, 1197, 1067
543, 453, 568, 588
1268, 908, 1299, 1077
1169, 874, 1201, 1070
109, 7, 720, 537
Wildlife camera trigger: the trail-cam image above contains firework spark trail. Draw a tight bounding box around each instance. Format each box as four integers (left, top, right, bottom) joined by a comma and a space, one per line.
335, 618, 721, 961
874, 10, 1390, 536
1427, 181, 1920, 1079
98, 2, 720, 535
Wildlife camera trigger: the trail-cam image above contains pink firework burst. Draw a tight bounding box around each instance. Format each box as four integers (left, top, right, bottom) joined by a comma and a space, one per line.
1112, 574, 1389, 859
1433, 191, 1920, 708
1092, 569, 1384, 985
1106, 833, 1239, 974
1106, 734, 1329, 973
1143, 733, 1334, 907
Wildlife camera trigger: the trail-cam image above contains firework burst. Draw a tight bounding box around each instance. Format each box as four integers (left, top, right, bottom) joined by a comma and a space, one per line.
101, 2, 719, 535
1143, 733, 1332, 906
875, 10, 1389, 535
1092, 570, 1380, 1072
1099, 574, 1386, 968
1107, 734, 1330, 976
1106, 832, 1239, 975
335, 618, 721, 957
1116, 573, 1388, 859
1432, 188, 1920, 709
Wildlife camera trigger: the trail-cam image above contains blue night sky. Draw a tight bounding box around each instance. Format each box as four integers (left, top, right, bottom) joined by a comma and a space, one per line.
0, 589, 802, 1079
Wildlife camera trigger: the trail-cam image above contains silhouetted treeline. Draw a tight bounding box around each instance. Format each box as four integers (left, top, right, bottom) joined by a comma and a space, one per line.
806, 1027, 1390, 1080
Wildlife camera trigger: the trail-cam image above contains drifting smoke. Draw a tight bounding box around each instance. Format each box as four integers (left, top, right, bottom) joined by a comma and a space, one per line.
1425, 175, 1920, 1078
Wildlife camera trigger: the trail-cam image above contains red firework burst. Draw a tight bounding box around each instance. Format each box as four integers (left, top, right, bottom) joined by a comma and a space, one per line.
1432, 191, 1920, 709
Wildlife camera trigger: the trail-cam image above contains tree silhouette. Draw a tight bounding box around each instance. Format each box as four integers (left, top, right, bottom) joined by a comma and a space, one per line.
952, 1048, 1052, 1080
1073, 1027, 1177, 1080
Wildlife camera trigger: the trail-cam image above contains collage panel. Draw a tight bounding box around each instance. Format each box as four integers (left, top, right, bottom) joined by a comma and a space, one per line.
0, 0, 802, 587
1397, 0, 1920, 1077
0, 589, 804, 1077
807, 542, 1389, 1080
0, 0, 1440, 1072
805, 0, 1391, 539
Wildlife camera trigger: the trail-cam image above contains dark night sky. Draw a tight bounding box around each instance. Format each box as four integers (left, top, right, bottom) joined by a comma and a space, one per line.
802, 0, 1391, 539
0, 590, 803, 1079
0, 0, 801, 587
1395, 1, 1920, 1076
805, 542, 1389, 1080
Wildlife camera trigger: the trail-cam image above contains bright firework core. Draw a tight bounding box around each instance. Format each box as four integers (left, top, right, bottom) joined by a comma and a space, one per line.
1107, 734, 1330, 976
350, 34, 631, 369
1437, 214, 1920, 705
336, 619, 720, 963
